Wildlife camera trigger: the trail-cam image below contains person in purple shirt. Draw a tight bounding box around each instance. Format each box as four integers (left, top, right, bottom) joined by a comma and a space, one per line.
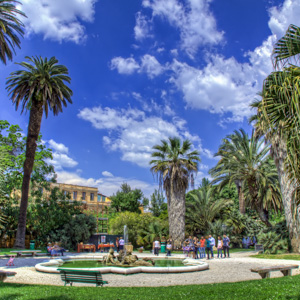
223, 234, 230, 258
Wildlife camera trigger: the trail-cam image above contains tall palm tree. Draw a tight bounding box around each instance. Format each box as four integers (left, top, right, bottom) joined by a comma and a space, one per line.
210, 129, 281, 227
251, 24, 300, 251
0, 0, 25, 64
150, 137, 200, 248
6, 56, 73, 248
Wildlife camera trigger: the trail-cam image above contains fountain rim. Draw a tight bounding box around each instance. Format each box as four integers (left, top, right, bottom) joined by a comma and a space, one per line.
35, 255, 209, 275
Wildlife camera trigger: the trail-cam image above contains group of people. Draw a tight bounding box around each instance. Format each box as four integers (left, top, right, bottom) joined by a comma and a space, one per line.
242, 236, 256, 249
152, 237, 173, 256
47, 242, 66, 257
183, 234, 230, 260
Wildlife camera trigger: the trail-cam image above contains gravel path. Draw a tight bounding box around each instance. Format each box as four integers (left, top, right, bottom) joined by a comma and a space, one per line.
1, 251, 300, 287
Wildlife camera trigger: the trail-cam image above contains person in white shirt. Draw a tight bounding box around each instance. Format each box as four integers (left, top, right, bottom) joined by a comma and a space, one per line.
208, 235, 215, 258
153, 238, 160, 256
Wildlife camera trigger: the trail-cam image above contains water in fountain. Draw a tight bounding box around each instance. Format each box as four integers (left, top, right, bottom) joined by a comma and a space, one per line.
124, 225, 128, 255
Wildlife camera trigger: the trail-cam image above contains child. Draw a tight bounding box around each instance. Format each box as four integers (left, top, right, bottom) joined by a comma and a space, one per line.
166, 239, 172, 256
217, 236, 223, 258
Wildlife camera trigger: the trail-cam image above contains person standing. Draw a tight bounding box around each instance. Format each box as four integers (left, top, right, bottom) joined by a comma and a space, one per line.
217, 236, 223, 258
205, 236, 211, 260
208, 234, 215, 258
153, 238, 160, 256
223, 234, 230, 258
116, 237, 120, 253
119, 237, 125, 251
199, 236, 206, 259
166, 237, 172, 256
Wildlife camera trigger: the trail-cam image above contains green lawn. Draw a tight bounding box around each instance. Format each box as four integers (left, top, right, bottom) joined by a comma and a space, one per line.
251, 253, 300, 260
1, 275, 300, 299
0, 248, 48, 255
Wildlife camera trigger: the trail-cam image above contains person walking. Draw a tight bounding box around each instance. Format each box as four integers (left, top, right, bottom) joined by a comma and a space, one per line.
205, 236, 211, 260
217, 236, 223, 258
223, 234, 230, 258
208, 234, 215, 258
153, 238, 160, 256
199, 236, 206, 259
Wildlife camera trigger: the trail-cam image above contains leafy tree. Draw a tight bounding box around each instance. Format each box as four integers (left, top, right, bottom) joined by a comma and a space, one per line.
51, 214, 96, 250
0, 0, 25, 64
150, 137, 200, 248
6, 56, 73, 248
210, 129, 281, 227
149, 189, 167, 217
109, 211, 168, 248
110, 183, 145, 213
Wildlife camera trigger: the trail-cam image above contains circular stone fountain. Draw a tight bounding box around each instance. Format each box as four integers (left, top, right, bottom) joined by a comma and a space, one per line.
35, 253, 209, 275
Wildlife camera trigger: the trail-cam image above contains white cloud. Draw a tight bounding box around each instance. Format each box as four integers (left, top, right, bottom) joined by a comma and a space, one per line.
142, 0, 223, 57
48, 139, 69, 154
140, 54, 164, 78
110, 57, 140, 75
102, 171, 114, 177
110, 55, 163, 78
18, 0, 96, 43
169, 36, 274, 123
78, 105, 213, 168
268, 0, 300, 39
134, 11, 153, 40
46, 140, 78, 170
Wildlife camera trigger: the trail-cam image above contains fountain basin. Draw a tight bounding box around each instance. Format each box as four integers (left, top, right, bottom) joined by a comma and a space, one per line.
35, 255, 209, 275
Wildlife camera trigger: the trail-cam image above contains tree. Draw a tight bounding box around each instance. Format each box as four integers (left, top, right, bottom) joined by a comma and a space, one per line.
149, 189, 167, 217
6, 56, 73, 248
0, 0, 25, 64
250, 24, 300, 251
150, 137, 200, 248
210, 129, 281, 227
185, 186, 232, 235
110, 183, 145, 213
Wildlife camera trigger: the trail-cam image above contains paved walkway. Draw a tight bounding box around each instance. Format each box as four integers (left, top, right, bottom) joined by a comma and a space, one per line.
1, 251, 300, 287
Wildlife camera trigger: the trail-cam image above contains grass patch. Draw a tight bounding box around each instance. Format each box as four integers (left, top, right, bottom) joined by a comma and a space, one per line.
251, 253, 300, 260
2, 275, 300, 299
0, 248, 48, 255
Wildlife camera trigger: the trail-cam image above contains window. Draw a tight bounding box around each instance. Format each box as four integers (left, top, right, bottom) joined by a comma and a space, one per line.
97, 194, 101, 202
102, 196, 106, 202
73, 191, 77, 200
82, 192, 86, 200
90, 193, 94, 201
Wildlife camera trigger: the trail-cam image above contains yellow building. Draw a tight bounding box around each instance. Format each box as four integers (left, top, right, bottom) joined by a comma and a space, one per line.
51, 183, 111, 212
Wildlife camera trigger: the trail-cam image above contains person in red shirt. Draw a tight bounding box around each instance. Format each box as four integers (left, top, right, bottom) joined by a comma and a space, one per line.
199, 236, 206, 259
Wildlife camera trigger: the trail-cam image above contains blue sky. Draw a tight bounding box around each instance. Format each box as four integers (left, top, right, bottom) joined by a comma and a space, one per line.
0, 0, 298, 198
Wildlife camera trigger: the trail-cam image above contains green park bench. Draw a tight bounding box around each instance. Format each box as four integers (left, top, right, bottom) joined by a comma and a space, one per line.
251, 264, 299, 279
58, 268, 108, 287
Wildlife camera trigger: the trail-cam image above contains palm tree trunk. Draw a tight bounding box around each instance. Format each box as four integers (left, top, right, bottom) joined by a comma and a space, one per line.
235, 180, 245, 214
168, 180, 186, 249
271, 136, 300, 252
14, 101, 43, 248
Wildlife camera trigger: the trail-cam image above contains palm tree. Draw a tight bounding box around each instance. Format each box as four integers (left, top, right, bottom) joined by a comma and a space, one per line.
6, 56, 73, 248
210, 129, 281, 227
0, 0, 25, 64
250, 24, 300, 251
150, 137, 200, 249
186, 186, 232, 235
